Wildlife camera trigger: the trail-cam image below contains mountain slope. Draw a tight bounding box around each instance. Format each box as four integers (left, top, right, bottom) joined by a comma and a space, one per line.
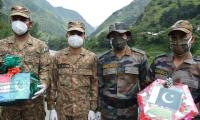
133, 0, 200, 32
91, 0, 151, 36
1, 0, 94, 36
85, 0, 200, 61
130, 0, 200, 60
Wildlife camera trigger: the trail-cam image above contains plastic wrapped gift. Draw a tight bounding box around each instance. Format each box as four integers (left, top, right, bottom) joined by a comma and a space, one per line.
0, 73, 31, 105
138, 79, 199, 120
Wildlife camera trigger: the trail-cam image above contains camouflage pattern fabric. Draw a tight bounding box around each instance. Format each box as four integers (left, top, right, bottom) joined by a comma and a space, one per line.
98, 47, 149, 120
47, 47, 98, 120
0, 35, 50, 120
149, 54, 200, 103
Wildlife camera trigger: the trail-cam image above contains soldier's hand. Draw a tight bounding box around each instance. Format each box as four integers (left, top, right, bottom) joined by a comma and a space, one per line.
88, 110, 96, 120
32, 83, 47, 99
49, 109, 58, 120
95, 111, 101, 120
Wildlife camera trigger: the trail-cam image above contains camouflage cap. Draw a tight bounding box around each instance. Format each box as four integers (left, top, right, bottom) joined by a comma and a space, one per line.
10, 5, 31, 19
67, 21, 85, 33
168, 20, 193, 35
107, 22, 131, 38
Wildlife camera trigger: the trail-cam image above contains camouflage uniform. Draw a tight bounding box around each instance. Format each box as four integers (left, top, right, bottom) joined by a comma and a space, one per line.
0, 35, 50, 120
149, 20, 200, 119
47, 48, 98, 120
149, 54, 200, 102
47, 21, 98, 120
0, 5, 50, 120
98, 47, 149, 120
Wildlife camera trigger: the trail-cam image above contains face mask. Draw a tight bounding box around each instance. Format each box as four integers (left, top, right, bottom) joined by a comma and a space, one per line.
11, 20, 28, 36
170, 35, 192, 55
68, 35, 84, 48
111, 36, 127, 51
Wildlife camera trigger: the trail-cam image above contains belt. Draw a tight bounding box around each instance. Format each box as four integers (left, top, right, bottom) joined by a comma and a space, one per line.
66, 116, 74, 120
102, 95, 137, 109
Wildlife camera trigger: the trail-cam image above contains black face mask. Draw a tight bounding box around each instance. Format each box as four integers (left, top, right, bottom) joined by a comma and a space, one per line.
170, 36, 192, 55
110, 36, 127, 51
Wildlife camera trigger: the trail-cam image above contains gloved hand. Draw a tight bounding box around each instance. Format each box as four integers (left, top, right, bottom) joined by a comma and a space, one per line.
32, 83, 47, 99
95, 111, 101, 120
49, 109, 58, 120
88, 110, 96, 120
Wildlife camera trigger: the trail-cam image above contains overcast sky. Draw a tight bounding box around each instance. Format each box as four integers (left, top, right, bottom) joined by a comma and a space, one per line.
46, 0, 133, 27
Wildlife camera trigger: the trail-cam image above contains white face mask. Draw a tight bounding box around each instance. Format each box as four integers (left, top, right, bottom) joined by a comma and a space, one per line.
11, 20, 28, 36
68, 35, 84, 48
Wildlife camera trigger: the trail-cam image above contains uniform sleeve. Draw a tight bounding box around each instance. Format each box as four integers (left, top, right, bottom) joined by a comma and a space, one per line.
90, 55, 98, 111
139, 54, 151, 90
149, 57, 156, 81
39, 45, 51, 85
97, 57, 104, 110
47, 55, 58, 110
191, 63, 200, 103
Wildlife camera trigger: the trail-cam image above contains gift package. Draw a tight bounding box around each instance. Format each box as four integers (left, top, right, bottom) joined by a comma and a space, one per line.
0, 55, 41, 105
138, 79, 199, 120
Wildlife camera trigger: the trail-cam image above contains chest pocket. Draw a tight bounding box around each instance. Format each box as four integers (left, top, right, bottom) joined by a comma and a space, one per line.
103, 63, 117, 75
155, 66, 170, 80
173, 70, 199, 89
124, 65, 139, 75
23, 54, 40, 73
73, 68, 93, 76
58, 64, 72, 75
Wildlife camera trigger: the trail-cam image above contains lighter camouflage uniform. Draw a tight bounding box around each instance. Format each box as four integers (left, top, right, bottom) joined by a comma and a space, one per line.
47, 47, 98, 120
0, 5, 50, 120
0, 35, 50, 120
98, 46, 149, 120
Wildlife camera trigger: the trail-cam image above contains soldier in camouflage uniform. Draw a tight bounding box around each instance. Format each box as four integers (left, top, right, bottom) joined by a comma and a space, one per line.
149, 20, 200, 119
0, 5, 50, 120
47, 21, 98, 120
98, 22, 149, 120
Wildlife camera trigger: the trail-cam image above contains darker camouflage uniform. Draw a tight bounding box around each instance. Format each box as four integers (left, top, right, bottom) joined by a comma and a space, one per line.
47, 47, 98, 120
0, 35, 50, 120
149, 20, 200, 119
98, 47, 149, 120
0, 5, 50, 120
149, 54, 200, 102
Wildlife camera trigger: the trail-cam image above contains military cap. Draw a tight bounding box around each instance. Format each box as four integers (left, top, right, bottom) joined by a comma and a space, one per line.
107, 22, 131, 38
168, 20, 193, 35
10, 5, 31, 19
67, 21, 85, 33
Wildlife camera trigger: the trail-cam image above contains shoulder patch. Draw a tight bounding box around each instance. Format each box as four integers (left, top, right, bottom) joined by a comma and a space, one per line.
155, 53, 168, 59
131, 47, 146, 55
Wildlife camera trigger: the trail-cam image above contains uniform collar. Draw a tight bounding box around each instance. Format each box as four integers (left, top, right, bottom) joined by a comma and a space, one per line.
64, 47, 85, 56
172, 53, 195, 64
111, 46, 132, 57
183, 58, 195, 64
9, 34, 33, 45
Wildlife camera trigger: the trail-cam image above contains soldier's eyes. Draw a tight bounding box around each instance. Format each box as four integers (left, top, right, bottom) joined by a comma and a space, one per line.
69, 31, 83, 36
11, 17, 28, 22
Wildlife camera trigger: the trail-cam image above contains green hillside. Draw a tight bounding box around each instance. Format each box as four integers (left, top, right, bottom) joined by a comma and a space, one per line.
1, 0, 94, 36
130, 0, 200, 60
91, 0, 151, 36
86, 0, 200, 62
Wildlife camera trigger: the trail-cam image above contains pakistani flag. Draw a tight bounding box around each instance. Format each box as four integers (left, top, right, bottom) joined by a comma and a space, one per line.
149, 86, 183, 111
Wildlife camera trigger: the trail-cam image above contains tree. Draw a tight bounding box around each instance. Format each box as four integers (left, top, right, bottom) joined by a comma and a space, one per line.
30, 22, 41, 38
0, 0, 2, 9
48, 36, 67, 50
